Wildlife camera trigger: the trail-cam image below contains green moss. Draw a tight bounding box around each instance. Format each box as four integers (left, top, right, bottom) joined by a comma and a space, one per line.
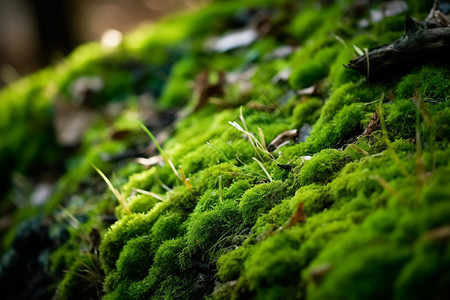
99, 186, 193, 274
328, 48, 361, 87
239, 180, 287, 225
3, 1, 450, 300
299, 149, 351, 186
217, 246, 250, 282
308, 244, 411, 300
150, 212, 184, 247
287, 9, 324, 42
194, 162, 242, 194
116, 235, 154, 281
185, 200, 242, 257
100, 213, 156, 273
58, 254, 104, 300
291, 184, 332, 216
290, 46, 339, 89
251, 198, 292, 236
243, 229, 303, 299
195, 180, 252, 213
291, 98, 323, 129
396, 66, 450, 101
128, 194, 160, 213
384, 99, 416, 139
152, 237, 186, 276
395, 240, 450, 300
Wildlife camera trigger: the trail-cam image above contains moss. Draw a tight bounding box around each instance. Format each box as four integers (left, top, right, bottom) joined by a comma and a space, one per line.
243, 228, 303, 299
290, 184, 332, 216
239, 180, 287, 225
299, 149, 351, 186
128, 194, 160, 213
100, 213, 156, 274
99, 187, 193, 274
308, 244, 411, 300
122, 168, 157, 197
290, 46, 339, 89
396, 66, 450, 101
287, 9, 325, 42
145, 238, 211, 299
152, 238, 186, 276
185, 200, 242, 257
251, 198, 292, 236
195, 180, 252, 213
394, 240, 450, 300
3, 1, 450, 300
194, 162, 242, 194
291, 98, 323, 129
58, 254, 104, 300
159, 58, 200, 108
217, 246, 250, 282
115, 235, 154, 281
150, 212, 184, 248
328, 49, 361, 87
384, 99, 416, 140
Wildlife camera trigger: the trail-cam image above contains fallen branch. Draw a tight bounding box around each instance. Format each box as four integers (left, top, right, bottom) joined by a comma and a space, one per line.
346, 14, 450, 78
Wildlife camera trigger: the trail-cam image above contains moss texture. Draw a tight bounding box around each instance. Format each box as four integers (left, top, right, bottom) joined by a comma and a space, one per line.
1, 0, 450, 299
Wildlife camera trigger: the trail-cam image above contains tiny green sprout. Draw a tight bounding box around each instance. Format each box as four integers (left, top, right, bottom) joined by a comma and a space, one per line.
353, 44, 370, 81
364, 47, 370, 82
92, 164, 131, 215
348, 144, 370, 157
139, 121, 193, 192
58, 204, 81, 229
219, 175, 223, 202
333, 34, 354, 58
139, 121, 182, 181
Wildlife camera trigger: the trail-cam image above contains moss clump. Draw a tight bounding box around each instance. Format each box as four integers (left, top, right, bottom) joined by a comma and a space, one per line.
58, 254, 104, 300
394, 239, 450, 300
150, 212, 184, 247
242, 229, 304, 299
290, 46, 339, 89
239, 180, 287, 225
396, 66, 450, 101
128, 194, 160, 213
299, 149, 351, 186
384, 99, 416, 139
185, 199, 242, 257
291, 184, 332, 216
115, 235, 154, 280
217, 246, 250, 282
2, 1, 450, 300
291, 98, 323, 129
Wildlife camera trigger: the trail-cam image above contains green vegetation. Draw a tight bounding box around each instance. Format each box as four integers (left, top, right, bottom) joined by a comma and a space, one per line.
1, 0, 450, 299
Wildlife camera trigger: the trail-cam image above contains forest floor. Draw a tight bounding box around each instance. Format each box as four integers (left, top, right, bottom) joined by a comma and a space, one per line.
0, 1, 449, 299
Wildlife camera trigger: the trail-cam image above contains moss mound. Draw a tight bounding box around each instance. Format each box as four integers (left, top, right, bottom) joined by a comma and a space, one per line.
1, 0, 450, 299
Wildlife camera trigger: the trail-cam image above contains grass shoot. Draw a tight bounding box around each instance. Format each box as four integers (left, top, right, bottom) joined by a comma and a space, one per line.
92, 164, 131, 215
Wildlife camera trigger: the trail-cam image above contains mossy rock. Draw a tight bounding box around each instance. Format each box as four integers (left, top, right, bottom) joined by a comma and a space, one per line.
1, 0, 450, 299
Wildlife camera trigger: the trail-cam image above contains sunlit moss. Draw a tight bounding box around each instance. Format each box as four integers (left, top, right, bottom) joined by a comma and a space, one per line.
2, 0, 450, 299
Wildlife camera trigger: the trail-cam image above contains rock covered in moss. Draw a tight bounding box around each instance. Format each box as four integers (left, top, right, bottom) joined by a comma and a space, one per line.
1, 0, 450, 299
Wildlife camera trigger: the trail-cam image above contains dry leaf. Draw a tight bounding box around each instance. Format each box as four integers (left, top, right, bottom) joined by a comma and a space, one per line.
362, 111, 380, 136
285, 202, 307, 228
194, 70, 226, 112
